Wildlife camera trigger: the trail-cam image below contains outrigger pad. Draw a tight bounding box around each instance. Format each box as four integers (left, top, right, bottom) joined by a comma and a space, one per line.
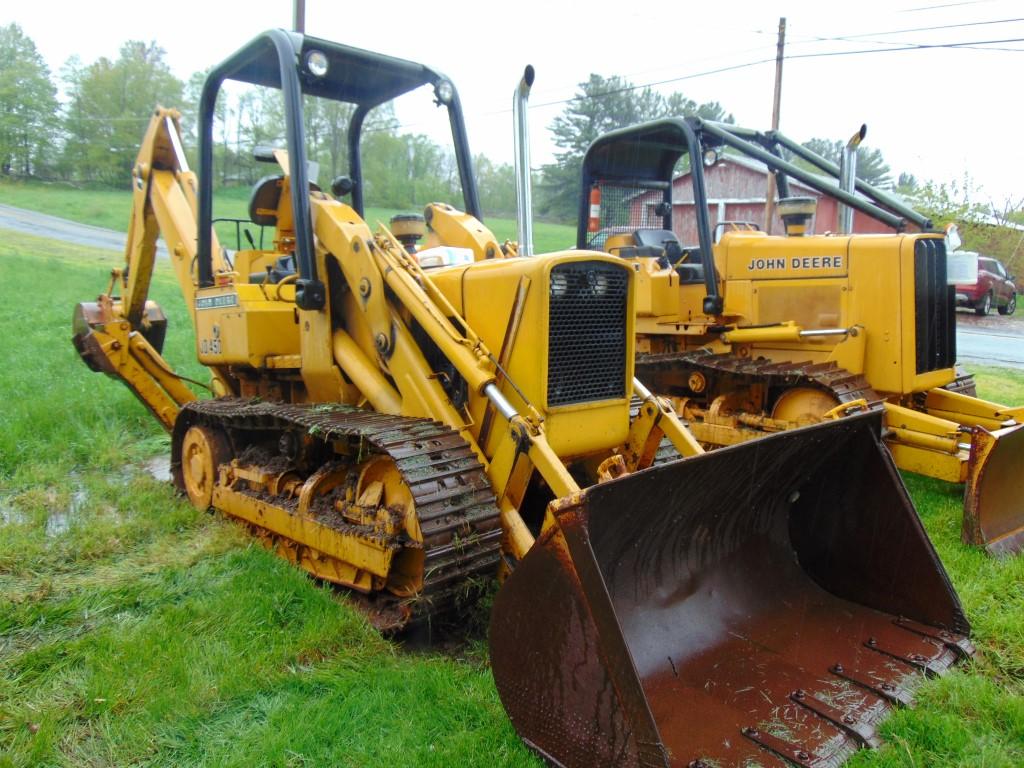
490, 412, 971, 768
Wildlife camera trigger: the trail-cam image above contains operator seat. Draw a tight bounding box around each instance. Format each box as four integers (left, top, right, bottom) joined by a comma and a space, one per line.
633, 229, 683, 262
246, 174, 322, 284
246, 175, 296, 283
249, 174, 284, 226
633, 228, 705, 284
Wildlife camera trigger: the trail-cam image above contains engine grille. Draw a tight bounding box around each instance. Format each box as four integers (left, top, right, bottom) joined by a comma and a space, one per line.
914, 238, 956, 374
547, 261, 630, 406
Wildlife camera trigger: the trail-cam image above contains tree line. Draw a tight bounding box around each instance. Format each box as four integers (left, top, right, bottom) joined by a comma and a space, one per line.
3, 17, 1019, 269
0, 25, 518, 215
0, 22, 895, 222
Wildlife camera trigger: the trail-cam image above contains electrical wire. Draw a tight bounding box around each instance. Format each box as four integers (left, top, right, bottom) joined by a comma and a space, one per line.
758, 16, 1024, 47
786, 37, 1024, 60
472, 34, 1024, 118
899, 0, 1001, 12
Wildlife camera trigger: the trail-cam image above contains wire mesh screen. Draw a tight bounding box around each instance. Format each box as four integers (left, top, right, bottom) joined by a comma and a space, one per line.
585, 181, 666, 250
547, 261, 630, 406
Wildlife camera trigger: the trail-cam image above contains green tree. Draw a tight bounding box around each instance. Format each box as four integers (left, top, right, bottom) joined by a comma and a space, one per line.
796, 138, 892, 188
61, 41, 184, 185
538, 74, 734, 222
0, 24, 58, 176
896, 172, 919, 195
913, 176, 1024, 282
475, 155, 517, 217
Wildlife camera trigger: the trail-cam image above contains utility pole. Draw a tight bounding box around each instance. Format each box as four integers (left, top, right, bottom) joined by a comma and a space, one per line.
763, 17, 786, 234
294, 0, 306, 33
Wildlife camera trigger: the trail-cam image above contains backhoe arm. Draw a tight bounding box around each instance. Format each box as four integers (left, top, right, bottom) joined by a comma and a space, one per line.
72, 108, 230, 430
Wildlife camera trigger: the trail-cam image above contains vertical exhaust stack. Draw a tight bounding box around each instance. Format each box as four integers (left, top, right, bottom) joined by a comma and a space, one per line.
513, 65, 535, 256
838, 124, 866, 234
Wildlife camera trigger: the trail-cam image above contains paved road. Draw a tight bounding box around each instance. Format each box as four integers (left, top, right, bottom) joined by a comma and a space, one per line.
957, 325, 1024, 370
2, 202, 1022, 368
0, 202, 168, 258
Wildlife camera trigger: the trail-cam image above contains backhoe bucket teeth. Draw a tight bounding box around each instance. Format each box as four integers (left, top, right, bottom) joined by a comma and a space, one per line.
964, 423, 1024, 555
491, 413, 971, 768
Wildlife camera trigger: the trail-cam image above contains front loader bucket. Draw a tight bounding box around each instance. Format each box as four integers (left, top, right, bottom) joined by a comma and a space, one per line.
964, 423, 1024, 555
491, 413, 971, 768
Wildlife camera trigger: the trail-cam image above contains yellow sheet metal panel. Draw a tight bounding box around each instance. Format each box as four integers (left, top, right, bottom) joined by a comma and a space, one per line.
898, 235, 921, 392
423, 264, 471, 316
847, 236, 906, 394
456, 252, 633, 455
722, 279, 753, 321
545, 402, 629, 459
721, 231, 848, 281
631, 259, 654, 316
195, 284, 300, 366
754, 280, 847, 330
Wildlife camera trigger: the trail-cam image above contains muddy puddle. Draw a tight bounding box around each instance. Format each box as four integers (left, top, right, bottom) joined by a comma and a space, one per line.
1, 458, 171, 536
143, 456, 172, 483
43, 488, 89, 537
0, 500, 27, 526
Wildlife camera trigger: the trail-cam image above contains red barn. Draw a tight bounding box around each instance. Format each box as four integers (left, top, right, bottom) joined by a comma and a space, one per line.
628, 154, 900, 245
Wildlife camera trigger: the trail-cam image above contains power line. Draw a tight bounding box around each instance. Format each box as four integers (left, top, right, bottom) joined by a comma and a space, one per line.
788, 17, 1024, 53
786, 36, 1024, 60
899, 0, 1000, 12
488, 35, 1024, 115
815, 36, 1023, 52
764, 16, 1024, 47
822, 16, 1022, 39
478, 21, 1020, 117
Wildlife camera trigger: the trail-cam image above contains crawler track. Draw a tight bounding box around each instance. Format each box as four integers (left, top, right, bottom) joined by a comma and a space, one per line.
172, 398, 503, 629
637, 350, 884, 411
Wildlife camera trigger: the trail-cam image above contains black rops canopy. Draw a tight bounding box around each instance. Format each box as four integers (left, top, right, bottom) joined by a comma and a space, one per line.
577, 118, 721, 313
196, 29, 480, 310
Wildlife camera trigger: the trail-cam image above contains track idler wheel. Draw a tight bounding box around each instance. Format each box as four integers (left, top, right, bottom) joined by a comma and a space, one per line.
771, 386, 839, 424
179, 425, 231, 509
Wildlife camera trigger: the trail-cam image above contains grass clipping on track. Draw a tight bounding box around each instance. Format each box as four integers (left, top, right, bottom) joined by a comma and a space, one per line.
0, 228, 1021, 767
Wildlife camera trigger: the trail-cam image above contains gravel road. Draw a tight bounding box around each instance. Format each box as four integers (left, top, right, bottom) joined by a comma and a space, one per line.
0, 202, 167, 258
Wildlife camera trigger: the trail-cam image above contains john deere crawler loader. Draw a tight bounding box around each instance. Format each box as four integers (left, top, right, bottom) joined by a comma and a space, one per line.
574, 117, 1024, 556
72, 31, 971, 767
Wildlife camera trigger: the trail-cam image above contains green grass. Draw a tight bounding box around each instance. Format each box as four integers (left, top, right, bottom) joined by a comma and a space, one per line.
0, 180, 132, 232
0, 217, 1022, 766
0, 232, 536, 768
0, 178, 577, 255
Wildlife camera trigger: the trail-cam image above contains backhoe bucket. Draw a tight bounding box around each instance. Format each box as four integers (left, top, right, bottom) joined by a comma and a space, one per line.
491, 413, 971, 768
964, 423, 1024, 555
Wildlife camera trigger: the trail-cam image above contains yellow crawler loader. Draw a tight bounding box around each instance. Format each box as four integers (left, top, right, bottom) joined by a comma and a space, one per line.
72, 32, 971, 767
574, 118, 1024, 556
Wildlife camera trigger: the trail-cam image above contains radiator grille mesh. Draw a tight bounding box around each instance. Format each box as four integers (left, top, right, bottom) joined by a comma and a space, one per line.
547, 261, 629, 406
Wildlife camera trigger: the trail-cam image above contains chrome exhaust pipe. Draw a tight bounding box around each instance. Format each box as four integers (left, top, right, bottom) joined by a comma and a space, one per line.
838, 124, 866, 234
513, 65, 535, 256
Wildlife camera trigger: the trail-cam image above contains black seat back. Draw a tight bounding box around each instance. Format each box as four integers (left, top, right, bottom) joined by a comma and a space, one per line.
249, 175, 284, 227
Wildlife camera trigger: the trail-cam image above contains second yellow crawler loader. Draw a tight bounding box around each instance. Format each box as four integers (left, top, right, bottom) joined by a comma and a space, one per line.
72, 31, 971, 767
574, 117, 1024, 556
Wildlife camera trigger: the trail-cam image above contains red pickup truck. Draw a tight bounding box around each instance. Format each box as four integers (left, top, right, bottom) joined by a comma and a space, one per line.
956, 255, 1017, 316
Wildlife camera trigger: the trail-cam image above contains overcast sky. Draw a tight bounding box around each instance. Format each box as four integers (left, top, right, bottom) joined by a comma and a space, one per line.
7, 0, 1023, 207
